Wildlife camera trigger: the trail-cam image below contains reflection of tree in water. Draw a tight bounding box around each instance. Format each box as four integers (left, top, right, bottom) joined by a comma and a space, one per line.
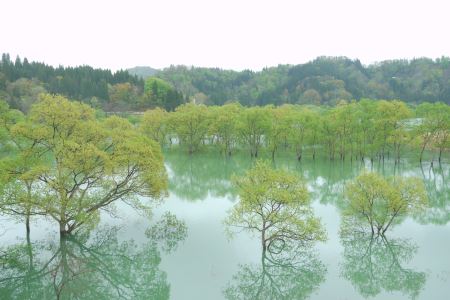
307, 160, 363, 206
224, 247, 326, 300
340, 231, 426, 299
165, 150, 251, 201
223, 161, 327, 300
166, 148, 450, 225
0, 213, 187, 300
308, 158, 450, 227
415, 163, 450, 225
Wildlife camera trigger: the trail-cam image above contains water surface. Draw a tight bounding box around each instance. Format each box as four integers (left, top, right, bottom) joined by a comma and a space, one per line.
1, 150, 449, 299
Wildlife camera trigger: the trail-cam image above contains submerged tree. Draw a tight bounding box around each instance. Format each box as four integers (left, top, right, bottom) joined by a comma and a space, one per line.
416, 102, 450, 163
343, 172, 428, 235
266, 106, 291, 160
169, 103, 211, 154
236, 107, 271, 158
209, 103, 241, 156
1, 94, 167, 236
288, 107, 319, 161
141, 107, 170, 146
224, 161, 327, 299
225, 161, 326, 254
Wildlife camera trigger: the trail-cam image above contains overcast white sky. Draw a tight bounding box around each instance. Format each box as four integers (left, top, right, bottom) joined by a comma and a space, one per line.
1, 0, 449, 71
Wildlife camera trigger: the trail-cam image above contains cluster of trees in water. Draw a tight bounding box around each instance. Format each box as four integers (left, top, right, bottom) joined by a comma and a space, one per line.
0, 148, 439, 299
141, 100, 450, 163
147, 56, 450, 106
0, 90, 446, 299
1, 93, 447, 235
0, 54, 185, 112
223, 161, 429, 299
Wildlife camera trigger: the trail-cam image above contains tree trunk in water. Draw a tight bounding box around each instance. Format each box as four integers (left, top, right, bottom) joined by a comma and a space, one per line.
261, 228, 266, 254
26, 220, 33, 267
419, 143, 426, 163
25, 215, 30, 236
55, 236, 69, 299
59, 221, 69, 237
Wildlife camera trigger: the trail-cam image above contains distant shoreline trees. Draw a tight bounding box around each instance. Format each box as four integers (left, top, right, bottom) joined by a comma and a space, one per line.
140, 100, 450, 163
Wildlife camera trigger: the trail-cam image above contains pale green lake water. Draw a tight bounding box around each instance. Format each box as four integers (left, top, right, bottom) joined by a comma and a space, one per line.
0, 150, 449, 299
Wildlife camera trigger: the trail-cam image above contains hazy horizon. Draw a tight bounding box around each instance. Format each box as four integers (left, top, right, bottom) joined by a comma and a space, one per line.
5, 54, 450, 73
2, 0, 450, 72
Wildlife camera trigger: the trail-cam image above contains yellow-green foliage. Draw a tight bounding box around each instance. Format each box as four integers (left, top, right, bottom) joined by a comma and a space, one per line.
236, 106, 271, 157
208, 103, 242, 155
343, 172, 428, 235
141, 107, 169, 145
226, 161, 326, 252
0, 94, 167, 234
169, 103, 211, 154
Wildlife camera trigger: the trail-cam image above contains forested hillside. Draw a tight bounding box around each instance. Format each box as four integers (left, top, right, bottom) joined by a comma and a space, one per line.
151, 56, 450, 106
2, 54, 450, 113
0, 54, 185, 112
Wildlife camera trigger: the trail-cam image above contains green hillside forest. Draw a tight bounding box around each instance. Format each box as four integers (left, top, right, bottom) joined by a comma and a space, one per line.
2, 54, 450, 114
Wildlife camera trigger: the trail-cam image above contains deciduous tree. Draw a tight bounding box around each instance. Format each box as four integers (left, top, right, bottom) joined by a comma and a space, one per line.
1, 94, 167, 236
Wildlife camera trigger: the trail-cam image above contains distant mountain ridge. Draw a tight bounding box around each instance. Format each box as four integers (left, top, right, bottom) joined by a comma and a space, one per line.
127, 66, 159, 78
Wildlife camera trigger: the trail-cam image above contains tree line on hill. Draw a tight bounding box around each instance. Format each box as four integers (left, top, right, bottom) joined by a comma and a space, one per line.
2, 54, 450, 113
149, 56, 450, 106
0, 54, 185, 112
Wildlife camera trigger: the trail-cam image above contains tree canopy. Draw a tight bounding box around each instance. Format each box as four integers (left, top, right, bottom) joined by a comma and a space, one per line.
0, 94, 167, 235
342, 172, 428, 235
141, 100, 449, 164
225, 161, 326, 254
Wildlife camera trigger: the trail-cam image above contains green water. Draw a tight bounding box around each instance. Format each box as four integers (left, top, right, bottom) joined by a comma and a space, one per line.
0, 150, 449, 299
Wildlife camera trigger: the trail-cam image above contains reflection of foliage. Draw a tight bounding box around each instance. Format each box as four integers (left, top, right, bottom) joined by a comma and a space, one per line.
165, 150, 250, 201
415, 164, 450, 225
340, 232, 426, 299
146, 212, 188, 253
167, 148, 449, 229
224, 161, 326, 299
0, 214, 187, 299
224, 247, 326, 300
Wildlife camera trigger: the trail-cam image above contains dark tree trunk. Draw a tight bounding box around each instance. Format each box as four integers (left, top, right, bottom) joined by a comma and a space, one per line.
25, 215, 30, 236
